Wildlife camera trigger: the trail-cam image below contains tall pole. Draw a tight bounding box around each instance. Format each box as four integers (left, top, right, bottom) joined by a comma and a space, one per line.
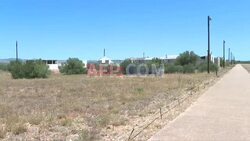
16, 41, 18, 61
231, 52, 233, 65
228, 48, 230, 63
223, 40, 225, 68
104, 48, 105, 57
207, 16, 212, 73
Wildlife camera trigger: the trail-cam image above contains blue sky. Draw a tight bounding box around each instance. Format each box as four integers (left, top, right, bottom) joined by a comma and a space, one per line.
0, 0, 249, 61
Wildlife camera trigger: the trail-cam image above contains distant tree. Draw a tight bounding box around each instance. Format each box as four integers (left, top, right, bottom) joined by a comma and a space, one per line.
176, 51, 199, 66
59, 58, 86, 75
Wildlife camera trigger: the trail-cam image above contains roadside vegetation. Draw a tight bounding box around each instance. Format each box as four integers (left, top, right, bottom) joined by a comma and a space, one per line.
120, 51, 219, 75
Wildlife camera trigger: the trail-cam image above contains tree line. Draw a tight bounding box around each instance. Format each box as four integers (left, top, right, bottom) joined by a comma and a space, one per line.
0, 51, 220, 79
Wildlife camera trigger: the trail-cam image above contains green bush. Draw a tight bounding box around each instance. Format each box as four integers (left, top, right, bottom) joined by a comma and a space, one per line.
23, 60, 50, 78
164, 64, 183, 73
59, 58, 86, 75
8, 60, 49, 79
8, 61, 24, 79
0, 63, 8, 71
198, 61, 218, 72
183, 64, 196, 73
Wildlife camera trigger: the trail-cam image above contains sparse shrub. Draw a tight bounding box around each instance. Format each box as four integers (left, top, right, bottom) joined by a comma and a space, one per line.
111, 116, 127, 126
135, 87, 144, 94
28, 116, 43, 125
60, 118, 72, 126
11, 123, 27, 135
96, 114, 110, 127
77, 129, 98, 141
5, 116, 27, 135
8, 60, 49, 79
59, 58, 86, 75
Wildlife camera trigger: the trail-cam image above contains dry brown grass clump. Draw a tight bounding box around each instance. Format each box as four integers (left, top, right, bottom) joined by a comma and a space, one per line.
0, 70, 221, 140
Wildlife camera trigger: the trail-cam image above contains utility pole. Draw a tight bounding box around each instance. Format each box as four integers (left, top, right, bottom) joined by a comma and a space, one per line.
207, 16, 212, 73
223, 40, 225, 68
232, 55, 234, 64
231, 52, 233, 65
16, 41, 19, 61
228, 48, 230, 63
104, 48, 106, 57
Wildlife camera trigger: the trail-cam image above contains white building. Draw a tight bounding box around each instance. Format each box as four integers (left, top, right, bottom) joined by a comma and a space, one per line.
99, 56, 113, 64
43, 60, 65, 73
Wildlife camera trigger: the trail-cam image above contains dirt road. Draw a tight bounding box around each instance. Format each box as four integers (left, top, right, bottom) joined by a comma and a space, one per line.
149, 65, 250, 141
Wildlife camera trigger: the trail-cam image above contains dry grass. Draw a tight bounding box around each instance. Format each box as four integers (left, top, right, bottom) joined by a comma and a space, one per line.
242, 64, 250, 73
0, 69, 224, 140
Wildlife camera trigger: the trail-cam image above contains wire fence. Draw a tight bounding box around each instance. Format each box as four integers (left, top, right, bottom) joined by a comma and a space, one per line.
127, 67, 233, 141
127, 78, 216, 141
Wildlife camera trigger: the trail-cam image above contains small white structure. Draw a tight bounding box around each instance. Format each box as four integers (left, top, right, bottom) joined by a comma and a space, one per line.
99, 56, 113, 64
82, 60, 87, 68
43, 60, 65, 73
